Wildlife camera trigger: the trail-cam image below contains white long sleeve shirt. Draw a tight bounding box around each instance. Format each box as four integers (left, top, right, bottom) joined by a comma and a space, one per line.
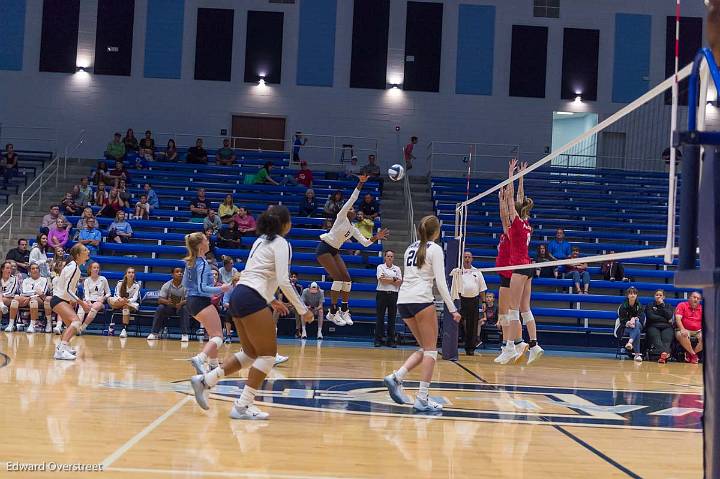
53, 261, 82, 302
397, 241, 457, 312
20, 276, 49, 297
319, 188, 373, 249
113, 281, 141, 309
29, 246, 50, 278
1, 275, 18, 298
238, 235, 308, 315
84, 276, 111, 302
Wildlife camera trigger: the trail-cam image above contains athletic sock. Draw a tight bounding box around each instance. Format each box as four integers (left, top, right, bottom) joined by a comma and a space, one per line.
235, 385, 258, 408
196, 352, 208, 362
205, 367, 225, 387
529, 340, 538, 348
340, 302, 349, 312
513, 339, 523, 345
505, 340, 514, 348
330, 304, 338, 314
418, 381, 430, 401
394, 366, 409, 381
209, 358, 219, 368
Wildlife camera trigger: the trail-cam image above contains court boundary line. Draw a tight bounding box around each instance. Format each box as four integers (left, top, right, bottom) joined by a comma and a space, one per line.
452, 361, 642, 478
100, 395, 191, 469
0, 352, 10, 369
105, 466, 369, 479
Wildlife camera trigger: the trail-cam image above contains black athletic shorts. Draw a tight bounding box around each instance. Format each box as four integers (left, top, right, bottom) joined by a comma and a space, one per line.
315, 240, 339, 257
229, 284, 270, 318
50, 296, 70, 310
513, 268, 535, 279
500, 275, 511, 288
398, 302, 434, 318
187, 296, 212, 317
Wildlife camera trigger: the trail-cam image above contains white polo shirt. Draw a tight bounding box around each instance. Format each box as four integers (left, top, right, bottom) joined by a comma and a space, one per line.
376, 263, 402, 292
460, 267, 487, 298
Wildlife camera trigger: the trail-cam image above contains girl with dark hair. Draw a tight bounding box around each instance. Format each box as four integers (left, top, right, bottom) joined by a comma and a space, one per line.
248, 161, 279, 185
182, 232, 232, 375
323, 190, 343, 219
29, 233, 51, 278
78, 262, 111, 334
123, 128, 138, 152
50, 243, 91, 360
107, 267, 140, 338
316, 176, 389, 326
534, 244, 556, 278
383, 215, 460, 413
164, 139, 178, 162
190, 205, 314, 420
615, 286, 645, 362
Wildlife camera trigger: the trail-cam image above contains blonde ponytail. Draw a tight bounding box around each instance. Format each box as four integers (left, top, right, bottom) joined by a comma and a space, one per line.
184, 232, 205, 268
416, 215, 440, 268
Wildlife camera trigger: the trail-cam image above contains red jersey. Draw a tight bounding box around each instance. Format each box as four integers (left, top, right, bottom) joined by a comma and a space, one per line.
508, 216, 531, 266
496, 233, 512, 279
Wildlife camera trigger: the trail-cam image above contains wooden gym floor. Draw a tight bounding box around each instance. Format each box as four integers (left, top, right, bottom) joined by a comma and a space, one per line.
0, 333, 702, 478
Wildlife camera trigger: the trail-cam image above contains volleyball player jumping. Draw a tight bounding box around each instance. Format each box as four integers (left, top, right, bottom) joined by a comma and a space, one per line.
316, 175, 388, 326
190, 205, 314, 420
493, 186, 514, 363
383, 215, 461, 413
50, 244, 91, 360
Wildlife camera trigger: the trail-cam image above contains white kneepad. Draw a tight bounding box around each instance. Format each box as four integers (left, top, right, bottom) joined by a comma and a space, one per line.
521, 311, 535, 325
423, 350, 438, 361
252, 356, 275, 374
341, 281, 352, 292
10, 299, 18, 310
70, 320, 82, 331
29, 298, 38, 309
331, 281, 343, 292
234, 351, 254, 369
209, 336, 224, 348
507, 310, 521, 323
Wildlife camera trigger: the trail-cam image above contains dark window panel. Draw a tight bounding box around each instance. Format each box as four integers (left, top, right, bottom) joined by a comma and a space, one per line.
665, 16, 703, 105
39, 0, 80, 73
194, 8, 234, 81
561, 28, 599, 101
349, 0, 390, 89
94, 0, 135, 76
244, 11, 284, 84
403, 1, 443, 92
509, 25, 548, 98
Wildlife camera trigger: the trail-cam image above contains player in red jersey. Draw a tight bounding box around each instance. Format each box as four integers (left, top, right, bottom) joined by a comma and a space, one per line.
493, 186, 514, 364
497, 160, 543, 365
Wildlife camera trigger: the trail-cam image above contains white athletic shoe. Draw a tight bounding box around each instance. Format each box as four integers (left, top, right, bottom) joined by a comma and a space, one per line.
53, 324, 62, 335
54, 345, 76, 361
4, 322, 15, 332
384, 373, 411, 405
45, 321, 52, 333
634, 354, 643, 363
300, 330, 307, 339
327, 311, 346, 326
147, 333, 158, 341
340, 310, 353, 326
495, 345, 517, 365
190, 375, 210, 410
527, 345, 544, 365
26, 324, 36, 334
413, 396, 443, 413
274, 354, 289, 366
230, 403, 269, 420
119, 328, 128, 338
513, 341, 529, 363
317, 332, 323, 340
190, 355, 209, 375
181, 334, 189, 342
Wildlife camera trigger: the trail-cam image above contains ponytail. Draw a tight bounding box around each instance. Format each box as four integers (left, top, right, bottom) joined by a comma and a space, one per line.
416, 215, 440, 268
515, 197, 534, 219
257, 205, 291, 240
184, 231, 205, 268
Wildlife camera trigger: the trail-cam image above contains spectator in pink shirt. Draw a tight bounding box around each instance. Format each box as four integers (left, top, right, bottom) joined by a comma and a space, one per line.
233, 207, 256, 237
48, 218, 70, 249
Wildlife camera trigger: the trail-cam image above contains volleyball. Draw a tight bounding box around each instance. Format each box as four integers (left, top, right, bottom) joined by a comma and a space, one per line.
388, 164, 405, 181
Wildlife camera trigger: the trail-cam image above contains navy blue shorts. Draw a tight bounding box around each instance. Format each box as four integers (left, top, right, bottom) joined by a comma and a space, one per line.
229, 284, 270, 318
315, 240, 339, 257
398, 302, 434, 318
513, 268, 535, 279
50, 296, 70, 310
187, 296, 212, 317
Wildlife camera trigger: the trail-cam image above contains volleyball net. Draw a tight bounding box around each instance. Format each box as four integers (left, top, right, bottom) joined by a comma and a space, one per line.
452, 61, 710, 274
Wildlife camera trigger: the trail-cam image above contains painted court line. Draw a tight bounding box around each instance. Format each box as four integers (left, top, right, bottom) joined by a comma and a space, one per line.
101, 395, 192, 469
105, 466, 369, 479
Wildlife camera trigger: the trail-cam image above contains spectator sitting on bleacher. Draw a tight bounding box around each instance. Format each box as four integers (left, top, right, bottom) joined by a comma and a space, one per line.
48, 218, 70, 249
360, 154, 383, 192
219, 256, 238, 283
675, 291, 704, 364
299, 188, 317, 217
299, 281, 325, 340
219, 194, 239, 224
247, 161, 280, 185
4, 143, 20, 180
323, 190, 343, 219
360, 193, 380, 220
566, 247, 591, 294
204, 209, 222, 235
344, 156, 361, 178
29, 233, 51, 278
484, 292, 498, 327
615, 286, 645, 362
105, 133, 125, 163
645, 289, 675, 364
94, 161, 110, 185
8, 263, 50, 333
108, 267, 141, 338
233, 207, 256, 237
78, 217, 102, 256
76, 177, 93, 207
217, 138, 235, 166
40, 205, 66, 235
535, 244, 556, 278
186, 138, 208, 164
108, 211, 133, 244
123, 128, 139, 154
76, 207, 94, 231
98, 187, 125, 218
134, 195, 150, 220
190, 188, 209, 223
109, 160, 130, 184
143, 183, 159, 210
116, 179, 131, 203
148, 267, 189, 342
601, 251, 629, 282
204, 228, 218, 260
218, 221, 242, 249
94, 182, 108, 206
5, 238, 30, 275
61, 192, 80, 216
354, 211, 374, 240
139, 130, 155, 160
548, 228, 571, 260
295, 161, 313, 188
162, 139, 178, 162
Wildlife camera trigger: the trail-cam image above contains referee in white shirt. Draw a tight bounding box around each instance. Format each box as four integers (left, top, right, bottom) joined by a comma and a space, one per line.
375, 250, 402, 347
459, 251, 487, 355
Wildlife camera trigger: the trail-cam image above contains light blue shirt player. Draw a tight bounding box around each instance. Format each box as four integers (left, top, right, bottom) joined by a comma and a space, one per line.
182, 257, 222, 298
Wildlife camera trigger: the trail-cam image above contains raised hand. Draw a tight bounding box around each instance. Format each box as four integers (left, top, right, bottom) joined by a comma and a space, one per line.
376, 228, 390, 240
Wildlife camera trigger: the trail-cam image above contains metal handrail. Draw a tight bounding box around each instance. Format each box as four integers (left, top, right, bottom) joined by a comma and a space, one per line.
19, 155, 60, 226
63, 129, 87, 178
0, 204, 13, 240
402, 153, 416, 243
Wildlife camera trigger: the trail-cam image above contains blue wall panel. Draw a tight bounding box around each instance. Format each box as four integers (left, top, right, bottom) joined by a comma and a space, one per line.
144, 0, 184, 79
455, 4, 494, 95
0, 0, 26, 71
612, 13, 651, 103
296, 0, 336, 87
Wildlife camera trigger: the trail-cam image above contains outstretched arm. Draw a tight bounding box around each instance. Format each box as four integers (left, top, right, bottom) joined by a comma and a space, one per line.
506, 160, 518, 222
498, 187, 510, 234
516, 162, 527, 203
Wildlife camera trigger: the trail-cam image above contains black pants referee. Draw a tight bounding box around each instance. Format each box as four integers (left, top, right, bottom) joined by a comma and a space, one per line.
460, 295, 480, 354
375, 291, 398, 346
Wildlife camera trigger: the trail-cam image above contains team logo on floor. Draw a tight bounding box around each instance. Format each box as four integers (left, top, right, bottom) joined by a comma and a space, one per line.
201, 378, 702, 431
